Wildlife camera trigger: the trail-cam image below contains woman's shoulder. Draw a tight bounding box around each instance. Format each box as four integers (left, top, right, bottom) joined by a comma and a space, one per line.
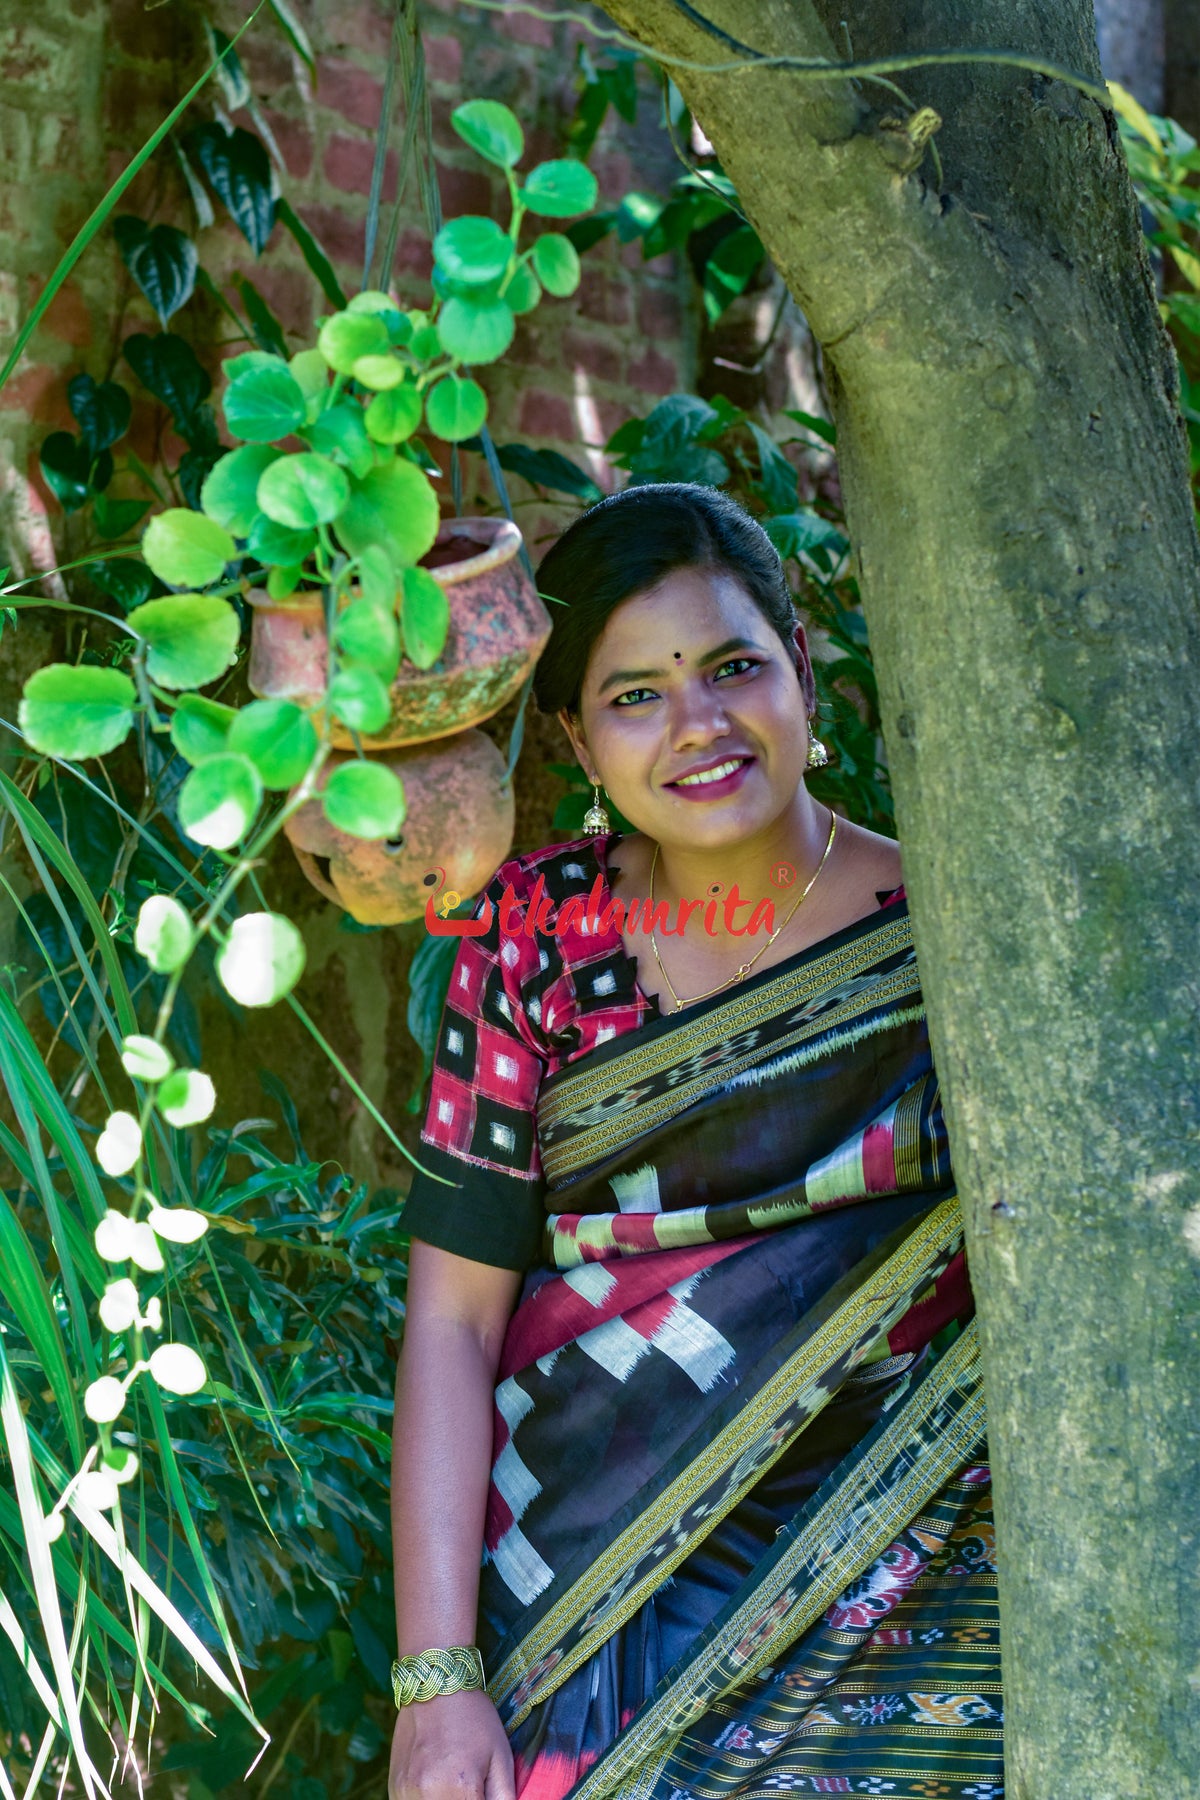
487, 834, 610, 900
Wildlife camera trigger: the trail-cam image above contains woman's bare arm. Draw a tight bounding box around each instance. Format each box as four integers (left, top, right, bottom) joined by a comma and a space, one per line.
389, 1237, 523, 1800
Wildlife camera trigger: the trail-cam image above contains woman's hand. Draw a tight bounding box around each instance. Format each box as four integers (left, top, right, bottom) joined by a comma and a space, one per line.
388, 1689, 516, 1800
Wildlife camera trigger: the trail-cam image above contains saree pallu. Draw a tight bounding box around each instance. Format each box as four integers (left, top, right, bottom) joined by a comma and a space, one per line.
479, 904, 1002, 1800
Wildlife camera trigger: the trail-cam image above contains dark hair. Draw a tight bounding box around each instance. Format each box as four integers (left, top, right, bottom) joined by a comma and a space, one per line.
532, 483, 799, 716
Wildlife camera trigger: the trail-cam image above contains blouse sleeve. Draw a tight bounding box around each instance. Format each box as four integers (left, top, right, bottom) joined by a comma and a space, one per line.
398, 864, 550, 1273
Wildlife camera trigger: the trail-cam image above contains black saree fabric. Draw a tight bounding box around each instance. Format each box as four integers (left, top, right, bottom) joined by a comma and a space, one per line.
477, 903, 1002, 1800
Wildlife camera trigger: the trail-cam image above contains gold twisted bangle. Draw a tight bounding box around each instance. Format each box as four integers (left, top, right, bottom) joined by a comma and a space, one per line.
390, 1645, 486, 1709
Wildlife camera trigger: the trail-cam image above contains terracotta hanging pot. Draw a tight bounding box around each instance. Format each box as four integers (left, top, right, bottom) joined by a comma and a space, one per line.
247, 517, 551, 749
283, 730, 515, 925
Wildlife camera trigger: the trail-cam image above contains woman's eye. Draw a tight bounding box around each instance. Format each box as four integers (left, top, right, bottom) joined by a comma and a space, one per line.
613, 687, 655, 706
715, 658, 758, 679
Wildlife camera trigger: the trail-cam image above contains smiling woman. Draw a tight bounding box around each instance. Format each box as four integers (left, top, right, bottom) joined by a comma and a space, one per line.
389, 485, 1000, 1800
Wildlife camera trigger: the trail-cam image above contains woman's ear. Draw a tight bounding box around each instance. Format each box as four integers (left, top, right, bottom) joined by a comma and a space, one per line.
557, 707, 598, 786
790, 623, 818, 714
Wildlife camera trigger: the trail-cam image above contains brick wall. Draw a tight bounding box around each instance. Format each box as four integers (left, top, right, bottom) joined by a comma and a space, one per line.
0, 0, 709, 1188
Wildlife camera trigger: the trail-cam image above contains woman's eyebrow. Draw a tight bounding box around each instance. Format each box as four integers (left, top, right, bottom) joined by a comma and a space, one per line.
595, 636, 765, 698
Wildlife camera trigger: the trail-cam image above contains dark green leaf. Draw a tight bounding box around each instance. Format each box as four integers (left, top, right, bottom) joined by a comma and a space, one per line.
123, 331, 212, 431
782, 407, 837, 446
85, 558, 154, 611
701, 223, 764, 322
188, 121, 277, 255
177, 443, 223, 506
748, 422, 799, 515
489, 442, 602, 502
565, 211, 617, 254
763, 510, 848, 562
113, 216, 198, 324
68, 374, 132, 454
92, 494, 151, 539
233, 273, 288, 355
38, 431, 90, 512
277, 198, 347, 308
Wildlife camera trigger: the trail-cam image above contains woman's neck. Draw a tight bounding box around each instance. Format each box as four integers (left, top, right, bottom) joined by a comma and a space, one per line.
647, 792, 833, 929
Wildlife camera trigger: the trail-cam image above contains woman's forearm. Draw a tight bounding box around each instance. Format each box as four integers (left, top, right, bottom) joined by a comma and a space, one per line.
390, 1243, 521, 1654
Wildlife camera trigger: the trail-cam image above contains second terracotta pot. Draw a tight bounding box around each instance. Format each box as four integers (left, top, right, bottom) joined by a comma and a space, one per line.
283, 730, 515, 925
248, 516, 551, 749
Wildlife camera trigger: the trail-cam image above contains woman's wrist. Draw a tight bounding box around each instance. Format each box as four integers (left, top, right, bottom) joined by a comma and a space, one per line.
391, 1644, 486, 1709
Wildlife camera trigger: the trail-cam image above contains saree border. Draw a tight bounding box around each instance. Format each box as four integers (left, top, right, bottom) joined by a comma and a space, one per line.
571, 1320, 986, 1800
488, 1192, 963, 1724
537, 914, 919, 1185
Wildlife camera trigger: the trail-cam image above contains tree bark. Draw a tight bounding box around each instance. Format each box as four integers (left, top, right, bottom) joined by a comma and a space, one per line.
594, 1, 1200, 1791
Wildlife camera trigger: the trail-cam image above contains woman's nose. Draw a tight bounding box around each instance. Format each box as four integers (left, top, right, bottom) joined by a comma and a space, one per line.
667, 686, 732, 748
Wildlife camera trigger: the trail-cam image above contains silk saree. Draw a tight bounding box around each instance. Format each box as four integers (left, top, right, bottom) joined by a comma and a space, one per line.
477, 898, 1002, 1800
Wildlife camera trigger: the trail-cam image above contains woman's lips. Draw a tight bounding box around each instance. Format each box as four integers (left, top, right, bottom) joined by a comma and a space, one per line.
664, 755, 755, 800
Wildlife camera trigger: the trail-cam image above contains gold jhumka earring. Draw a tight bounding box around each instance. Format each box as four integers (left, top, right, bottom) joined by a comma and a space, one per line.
806, 720, 830, 768
583, 783, 612, 832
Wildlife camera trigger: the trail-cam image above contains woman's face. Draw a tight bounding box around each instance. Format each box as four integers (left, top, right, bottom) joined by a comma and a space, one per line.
559, 566, 816, 851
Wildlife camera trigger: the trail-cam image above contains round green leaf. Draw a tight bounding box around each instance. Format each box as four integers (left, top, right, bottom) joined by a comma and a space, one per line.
247, 515, 317, 566
127, 594, 240, 690
450, 100, 524, 169
424, 375, 488, 443
356, 543, 398, 610
433, 216, 513, 287
142, 509, 236, 588
308, 402, 376, 478
226, 698, 318, 789
317, 311, 389, 374
223, 350, 285, 384
505, 261, 541, 315
335, 461, 440, 569
322, 761, 406, 839
289, 348, 329, 398
436, 295, 515, 365
201, 445, 281, 535
170, 694, 235, 764
257, 452, 350, 529
19, 664, 136, 758
352, 353, 404, 391
364, 383, 422, 445
335, 600, 401, 681
177, 752, 263, 849
409, 322, 442, 361
532, 232, 581, 297
401, 566, 450, 669
134, 895, 194, 973
521, 159, 599, 218
328, 666, 392, 734
222, 364, 307, 442
347, 290, 397, 315
266, 564, 302, 599
216, 912, 306, 1007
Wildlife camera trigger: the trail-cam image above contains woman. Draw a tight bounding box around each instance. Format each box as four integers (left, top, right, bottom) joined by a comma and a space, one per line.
390, 485, 1001, 1800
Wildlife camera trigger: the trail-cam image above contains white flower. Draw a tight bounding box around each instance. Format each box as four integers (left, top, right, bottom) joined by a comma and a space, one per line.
148, 1343, 207, 1396
83, 1376, 126, 1424
94, 1211, 137, 1264
143, 1296, 163, 1332
103, 1448, 139, 1486
98, 1278, 140, 1334
119, 1035, 174, 1083
148, 1204, 209, 1244
96, 1111, 142, 1177
128, 1223, 164, 1274
44, 1511, 65, 1543
76, 1470, 119, 1512
157, 1070, 216, 1129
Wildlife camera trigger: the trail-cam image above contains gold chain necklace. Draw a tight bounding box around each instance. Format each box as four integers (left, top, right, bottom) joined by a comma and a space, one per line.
647, 808, 838, 1014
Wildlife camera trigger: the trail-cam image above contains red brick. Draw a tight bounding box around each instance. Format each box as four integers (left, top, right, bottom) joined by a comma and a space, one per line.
36, 280, 92, 353
1, 366, 72, 424
324, 133, 399, 200
518, 390, 575, 440
321, 1, 393, 57
295, 202, 369, 272
317, 56, 386, 131
256, 108, 314, 180
561, 328, 622, 385
577, 273, 632, 328
423, 34, 463, 84
435, 162, 495, 218
627, 346, 679, 396
589, 397, 635, 445
246, 262, 325, 340
502, 10, 555, 47
591, 150, 636, 196
638, 283, 684, 342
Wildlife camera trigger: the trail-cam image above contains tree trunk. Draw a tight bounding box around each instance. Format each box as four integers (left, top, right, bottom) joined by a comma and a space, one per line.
595, 1, 1200, 1791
